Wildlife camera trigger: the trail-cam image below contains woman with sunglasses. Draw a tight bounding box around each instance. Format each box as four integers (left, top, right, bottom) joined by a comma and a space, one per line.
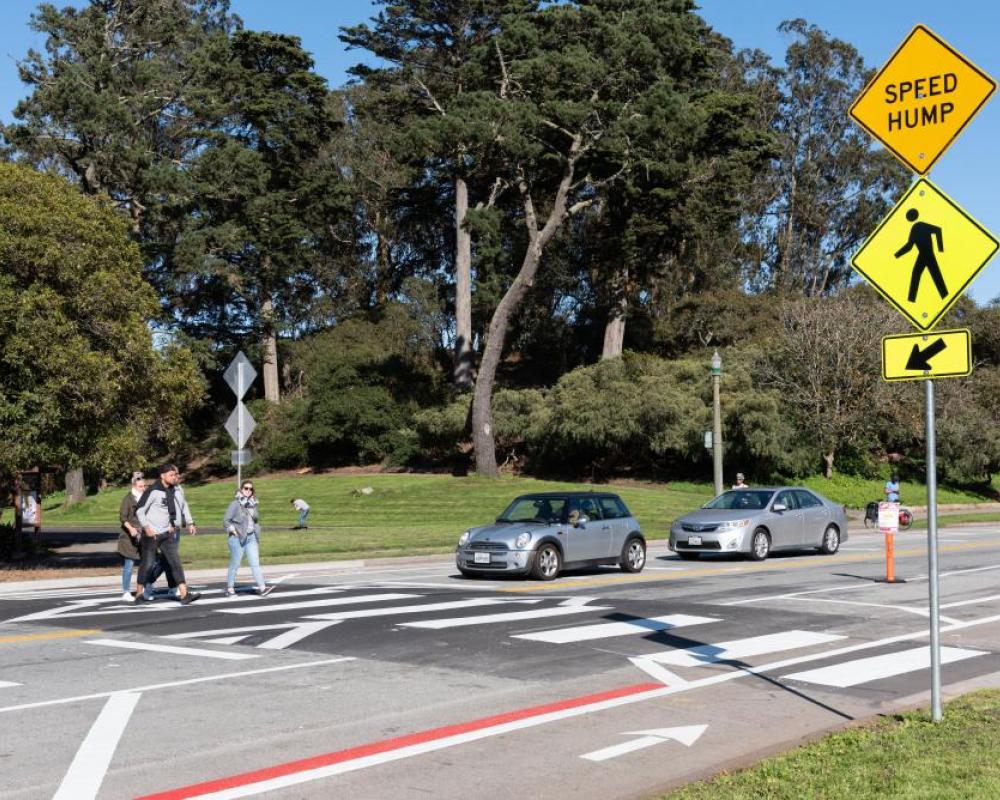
222, 482, 270, 596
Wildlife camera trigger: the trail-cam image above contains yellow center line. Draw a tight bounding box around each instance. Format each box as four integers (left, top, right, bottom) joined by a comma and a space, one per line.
0, 629, 101, 644
501, 537, 1000, 593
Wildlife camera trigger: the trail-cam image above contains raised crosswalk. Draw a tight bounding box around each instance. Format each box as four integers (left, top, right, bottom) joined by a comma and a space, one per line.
4, 584, 996, 692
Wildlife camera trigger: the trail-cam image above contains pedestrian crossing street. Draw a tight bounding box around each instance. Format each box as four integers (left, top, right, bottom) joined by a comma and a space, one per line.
2, 584, 994, 693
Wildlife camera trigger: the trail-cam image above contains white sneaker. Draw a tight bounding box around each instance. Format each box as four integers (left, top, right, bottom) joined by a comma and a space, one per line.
121, 592, 135, 603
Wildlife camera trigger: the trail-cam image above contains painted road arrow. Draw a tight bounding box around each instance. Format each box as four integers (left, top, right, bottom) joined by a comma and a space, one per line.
906, 338, 947, 371
580, 725, 708, 762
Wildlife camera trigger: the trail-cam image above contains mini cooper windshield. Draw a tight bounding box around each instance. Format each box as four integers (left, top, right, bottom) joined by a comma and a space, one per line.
497, 497, 567, 524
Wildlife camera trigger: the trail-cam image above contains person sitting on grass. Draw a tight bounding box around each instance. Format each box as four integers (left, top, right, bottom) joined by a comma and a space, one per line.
291, 497, 310, 530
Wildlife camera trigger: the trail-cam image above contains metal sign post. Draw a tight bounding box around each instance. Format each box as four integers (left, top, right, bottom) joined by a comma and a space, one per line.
925, 379, 942, 721
224, 352, 258, 488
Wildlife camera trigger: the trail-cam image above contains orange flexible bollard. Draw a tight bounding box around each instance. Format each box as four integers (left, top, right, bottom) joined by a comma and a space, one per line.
886, 532, 895, 582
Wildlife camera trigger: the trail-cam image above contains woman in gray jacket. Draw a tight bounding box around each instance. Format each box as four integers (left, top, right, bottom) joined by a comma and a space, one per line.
223, 481, 269, 596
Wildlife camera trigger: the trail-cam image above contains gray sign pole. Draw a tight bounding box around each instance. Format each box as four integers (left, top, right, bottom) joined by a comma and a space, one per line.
237, 361, 243, 491
925, 378, 942, 722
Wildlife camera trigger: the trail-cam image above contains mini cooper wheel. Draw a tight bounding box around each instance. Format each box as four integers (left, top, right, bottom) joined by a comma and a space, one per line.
531, 544, 561, 581
620, 538, 646, 573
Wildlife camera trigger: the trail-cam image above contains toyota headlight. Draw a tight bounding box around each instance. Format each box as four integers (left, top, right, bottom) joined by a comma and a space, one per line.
459, 530, 471, 547
515, 531, 532, 549
717, 519, 751, 530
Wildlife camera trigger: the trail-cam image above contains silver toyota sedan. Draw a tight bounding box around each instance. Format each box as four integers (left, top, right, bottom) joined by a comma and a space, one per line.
669, 487, 848, 561
456, 492, 646, 580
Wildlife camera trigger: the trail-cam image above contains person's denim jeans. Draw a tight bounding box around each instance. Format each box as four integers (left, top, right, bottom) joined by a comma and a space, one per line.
298, 508, 309, 528
227, 532, 265, 588
121, 557, 135, 593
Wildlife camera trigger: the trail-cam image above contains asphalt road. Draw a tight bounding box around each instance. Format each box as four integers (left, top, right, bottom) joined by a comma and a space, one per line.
3, 524, 1000, 799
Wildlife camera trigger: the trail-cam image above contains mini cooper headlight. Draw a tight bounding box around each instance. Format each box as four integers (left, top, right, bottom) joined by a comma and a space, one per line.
515, 531, 532, 549
459, 530, 471, 546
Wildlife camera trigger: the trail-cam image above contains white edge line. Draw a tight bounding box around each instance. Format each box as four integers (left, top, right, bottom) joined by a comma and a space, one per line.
0, 657, 355, 715
84, 639, 259, 661
52, 691, 141, 800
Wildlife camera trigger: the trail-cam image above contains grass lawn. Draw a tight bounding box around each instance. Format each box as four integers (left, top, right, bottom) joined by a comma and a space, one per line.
24, 472, 998, 570
661, 689, 1000, 799
37, 474, 711, 568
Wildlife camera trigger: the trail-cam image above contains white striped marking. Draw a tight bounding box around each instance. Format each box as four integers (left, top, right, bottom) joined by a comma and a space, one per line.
84, 639, 258, 661
513, 614, 719, 644
401, 603, 603, 629
0, 657, 354, 715
220, 593, 420, 615
166, 621, 344, 650
302, 598, 532, 621
0, 680, 22, 689
52, 691, 140, 800
784, 645, 986, 687
646, 631, 847, 667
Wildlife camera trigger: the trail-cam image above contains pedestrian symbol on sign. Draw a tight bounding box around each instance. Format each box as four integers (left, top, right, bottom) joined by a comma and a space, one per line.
894, 209, 946, 302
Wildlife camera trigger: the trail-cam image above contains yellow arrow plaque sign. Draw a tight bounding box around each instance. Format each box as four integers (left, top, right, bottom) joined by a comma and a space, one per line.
849, 25, 995, 175
882, 329, 972, 381
852, 178, 998, 331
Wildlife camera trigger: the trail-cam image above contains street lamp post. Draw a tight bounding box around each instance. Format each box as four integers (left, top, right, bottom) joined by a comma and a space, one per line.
711, 350, 723, 496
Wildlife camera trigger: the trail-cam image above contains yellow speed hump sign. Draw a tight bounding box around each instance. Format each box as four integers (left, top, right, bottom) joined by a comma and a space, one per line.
852, 179, 998, 331
882, 329, 972, 381
849, 25, 995, 175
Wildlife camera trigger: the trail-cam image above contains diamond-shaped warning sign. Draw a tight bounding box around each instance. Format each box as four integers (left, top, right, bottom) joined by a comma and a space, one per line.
852, 178, 998, 331
849, 24, 995, 175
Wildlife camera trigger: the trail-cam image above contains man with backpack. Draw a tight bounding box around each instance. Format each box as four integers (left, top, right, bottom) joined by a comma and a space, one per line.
134, 464, 200, 605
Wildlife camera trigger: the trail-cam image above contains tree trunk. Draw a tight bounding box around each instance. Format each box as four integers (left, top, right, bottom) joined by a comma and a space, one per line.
472, 148, 580, 476
454, 176, 474, 391
262, 297, 280, 404
601, 265, 628, 359
472, 242, 543, 476
823, 450, 835, 479
65, 467, 85, 507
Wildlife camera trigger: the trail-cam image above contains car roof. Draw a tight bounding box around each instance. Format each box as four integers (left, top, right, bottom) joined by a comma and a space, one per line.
514, 491, 621, 500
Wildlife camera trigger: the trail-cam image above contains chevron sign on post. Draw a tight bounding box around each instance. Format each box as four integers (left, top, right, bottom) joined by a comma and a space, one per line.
223, 351, 257, 487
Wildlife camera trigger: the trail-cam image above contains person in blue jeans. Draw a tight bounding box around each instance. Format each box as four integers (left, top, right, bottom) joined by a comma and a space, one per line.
884, 473, 901, 503
117, 472, 146, 602
291, 497, 310, 530
223, 482, 270, 596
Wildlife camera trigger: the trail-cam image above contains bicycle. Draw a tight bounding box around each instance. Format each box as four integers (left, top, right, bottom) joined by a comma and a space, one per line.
864, 501, 912, 530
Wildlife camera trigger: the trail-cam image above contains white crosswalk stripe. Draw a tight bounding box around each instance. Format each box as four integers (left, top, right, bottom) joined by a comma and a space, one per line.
301, 597, 534, 621
400, 603, 608, 629
512, 614, 719, 644
642, 631, 846, 667
783, 645, 987, 688
218, 593, 420, 615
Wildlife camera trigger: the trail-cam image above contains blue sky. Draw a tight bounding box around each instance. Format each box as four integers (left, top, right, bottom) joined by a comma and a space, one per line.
2, 0, 998, 303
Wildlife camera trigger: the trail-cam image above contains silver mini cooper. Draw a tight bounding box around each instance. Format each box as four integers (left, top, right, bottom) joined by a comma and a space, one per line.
456, 492, 646, 581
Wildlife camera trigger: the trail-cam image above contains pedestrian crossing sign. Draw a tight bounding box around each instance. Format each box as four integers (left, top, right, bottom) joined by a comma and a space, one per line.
852, 178, 998, 331
849, 24, 996, 175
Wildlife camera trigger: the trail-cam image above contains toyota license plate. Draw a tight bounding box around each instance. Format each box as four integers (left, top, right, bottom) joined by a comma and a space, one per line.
474, 552, 491, 564
687, 536, 702, 546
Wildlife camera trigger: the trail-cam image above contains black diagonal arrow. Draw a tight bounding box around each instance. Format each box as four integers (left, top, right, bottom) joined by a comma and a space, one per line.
906, 338, 947, 371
